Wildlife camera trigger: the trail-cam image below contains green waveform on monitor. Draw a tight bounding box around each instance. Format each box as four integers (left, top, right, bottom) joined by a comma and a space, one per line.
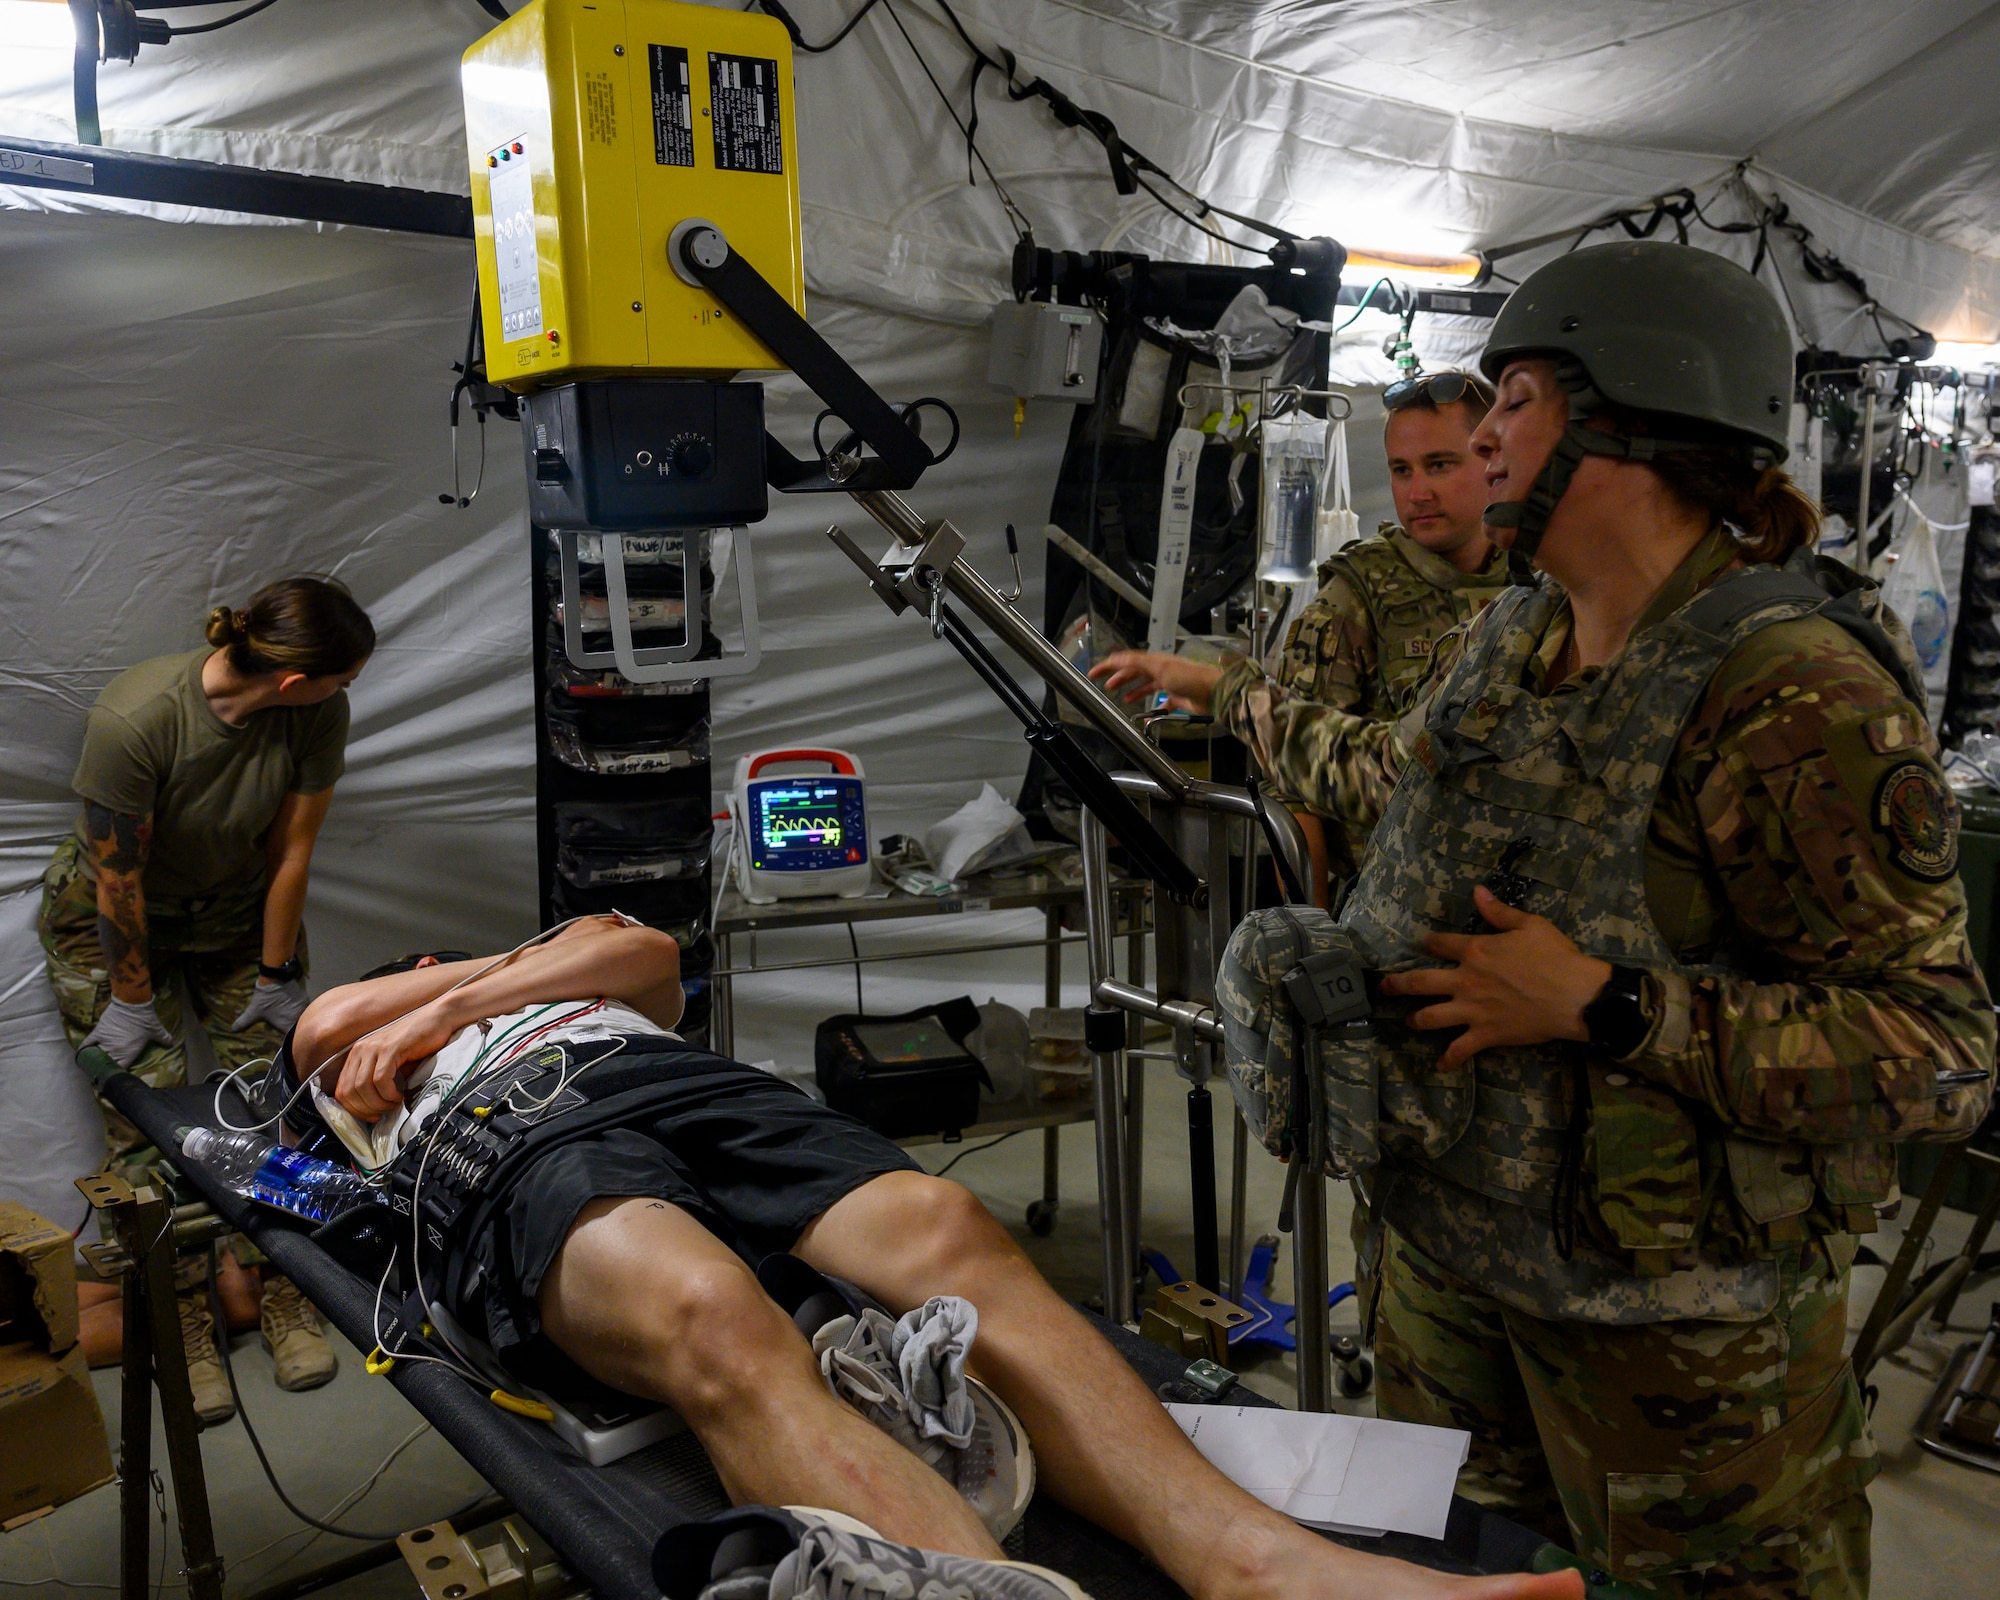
767, 814, 842, 840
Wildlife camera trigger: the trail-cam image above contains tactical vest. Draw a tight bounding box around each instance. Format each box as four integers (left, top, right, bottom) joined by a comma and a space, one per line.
1315, 528, 1509, 715
1338, 557, 1921, 1323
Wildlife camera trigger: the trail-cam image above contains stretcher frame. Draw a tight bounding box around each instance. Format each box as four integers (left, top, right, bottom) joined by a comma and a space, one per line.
84, 1072, 1567, 1600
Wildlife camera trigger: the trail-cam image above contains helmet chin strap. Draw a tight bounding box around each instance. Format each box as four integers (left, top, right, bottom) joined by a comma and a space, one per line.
1479, 361, 1710, 586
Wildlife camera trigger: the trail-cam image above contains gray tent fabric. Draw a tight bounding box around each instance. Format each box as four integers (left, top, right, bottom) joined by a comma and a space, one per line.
2, 0, 1997, 1228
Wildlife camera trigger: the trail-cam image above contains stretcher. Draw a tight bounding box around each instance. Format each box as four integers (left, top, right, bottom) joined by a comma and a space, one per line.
93, 1070, 1589, 1600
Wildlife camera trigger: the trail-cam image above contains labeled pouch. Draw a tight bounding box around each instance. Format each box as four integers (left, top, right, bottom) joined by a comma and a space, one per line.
1217, 905, 1379, 1167
814, 999, 993, 1141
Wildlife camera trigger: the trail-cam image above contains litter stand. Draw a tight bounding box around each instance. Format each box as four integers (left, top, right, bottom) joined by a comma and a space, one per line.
713, 866, 1147, 1235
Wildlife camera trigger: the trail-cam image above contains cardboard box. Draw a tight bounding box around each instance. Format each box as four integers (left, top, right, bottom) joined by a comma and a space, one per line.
0, 1341, 115, 1528
0, 1202, 80, 1354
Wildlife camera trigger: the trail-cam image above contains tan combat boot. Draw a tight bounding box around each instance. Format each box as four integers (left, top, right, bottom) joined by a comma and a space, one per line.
261, 1274, 338, 1392
177, 1292, 236, 1426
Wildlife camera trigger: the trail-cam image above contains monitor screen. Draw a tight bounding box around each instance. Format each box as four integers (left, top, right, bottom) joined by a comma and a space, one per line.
747, 775, 868, 874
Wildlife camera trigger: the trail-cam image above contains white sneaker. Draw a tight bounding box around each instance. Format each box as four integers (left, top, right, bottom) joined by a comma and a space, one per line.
662, 1506, 1090, 1600
814, 1305, 1035, 1543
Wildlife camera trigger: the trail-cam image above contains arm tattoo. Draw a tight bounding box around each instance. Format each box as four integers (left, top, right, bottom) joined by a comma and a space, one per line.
85, 805, 152, 993
84, 803, 152, 874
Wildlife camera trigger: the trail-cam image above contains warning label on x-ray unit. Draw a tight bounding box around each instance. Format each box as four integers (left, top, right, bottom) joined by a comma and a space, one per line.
707, 53, 783, 174
649, 45, 694, 167
489, 146, 542, 341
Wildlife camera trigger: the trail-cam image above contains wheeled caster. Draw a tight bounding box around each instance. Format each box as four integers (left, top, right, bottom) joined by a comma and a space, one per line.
1026, 1199, 1058, 1236
1332, 1334, 1374, 1399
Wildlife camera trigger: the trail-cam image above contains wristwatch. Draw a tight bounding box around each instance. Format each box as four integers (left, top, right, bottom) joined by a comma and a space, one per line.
1581, 964, 1650, 1058
258, 956, 304, 985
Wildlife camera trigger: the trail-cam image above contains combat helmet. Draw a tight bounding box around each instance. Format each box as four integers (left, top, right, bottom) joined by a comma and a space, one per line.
1477, 241, 1794, 581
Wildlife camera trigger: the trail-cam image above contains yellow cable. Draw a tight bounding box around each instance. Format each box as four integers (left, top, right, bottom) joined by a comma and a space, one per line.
489, 1389, 555, 1422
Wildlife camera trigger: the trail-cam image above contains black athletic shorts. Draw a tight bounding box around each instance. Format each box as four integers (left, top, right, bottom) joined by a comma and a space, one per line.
462, 1049, 922, 1392
270, 1024, 920, 1394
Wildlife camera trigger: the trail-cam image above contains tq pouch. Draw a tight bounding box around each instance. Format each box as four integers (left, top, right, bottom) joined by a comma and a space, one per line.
814, 998, 992, 1141
1216, 907, 1376, 1172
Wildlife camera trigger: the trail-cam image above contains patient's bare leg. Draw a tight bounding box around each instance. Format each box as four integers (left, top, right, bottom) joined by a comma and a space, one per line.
538, 1196, 998, 1557
797, 1173, 1582, 1600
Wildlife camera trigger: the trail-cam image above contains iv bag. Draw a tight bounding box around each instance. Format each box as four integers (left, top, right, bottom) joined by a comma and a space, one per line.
1259, 414, 1325, 583
1316, 417, 1360, 560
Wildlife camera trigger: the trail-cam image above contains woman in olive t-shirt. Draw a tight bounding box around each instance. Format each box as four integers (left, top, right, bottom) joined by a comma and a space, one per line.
40, 577, 372, 1408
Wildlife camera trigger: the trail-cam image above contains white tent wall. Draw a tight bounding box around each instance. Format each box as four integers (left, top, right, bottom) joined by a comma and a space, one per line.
3, 0, 2000, 1230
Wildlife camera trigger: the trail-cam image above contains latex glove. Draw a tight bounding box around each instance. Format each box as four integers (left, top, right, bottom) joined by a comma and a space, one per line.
230, 977, 309, 1036
81, 996, 176, 1069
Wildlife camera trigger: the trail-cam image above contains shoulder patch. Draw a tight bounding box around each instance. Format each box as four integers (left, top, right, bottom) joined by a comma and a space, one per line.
1862, 711, 1919, 755
1872, 761, 1959, 882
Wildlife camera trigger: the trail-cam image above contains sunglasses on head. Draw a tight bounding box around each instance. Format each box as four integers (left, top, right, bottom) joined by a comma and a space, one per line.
1382, 371, 1494, 412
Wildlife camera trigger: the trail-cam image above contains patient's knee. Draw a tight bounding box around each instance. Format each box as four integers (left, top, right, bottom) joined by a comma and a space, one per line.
873, 1172, 1020, 1283
651, 1260, 803, 1417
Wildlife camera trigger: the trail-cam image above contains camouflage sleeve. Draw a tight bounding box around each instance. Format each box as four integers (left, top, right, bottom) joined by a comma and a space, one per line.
1264, 576, 1375, 810
1212, 670, 1417, 832
1630, 617, 1995, 1144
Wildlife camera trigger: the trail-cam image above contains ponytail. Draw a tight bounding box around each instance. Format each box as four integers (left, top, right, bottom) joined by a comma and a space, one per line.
1641, 440, 1821, 566
204, 576, 375, 679
1732, 464, 1822, 565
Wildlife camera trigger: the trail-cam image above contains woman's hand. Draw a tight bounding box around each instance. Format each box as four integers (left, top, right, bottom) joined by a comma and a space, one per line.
1378, 886, 1610, 1072
330, 1001, 461, 1121
1088, 651, 1224, 713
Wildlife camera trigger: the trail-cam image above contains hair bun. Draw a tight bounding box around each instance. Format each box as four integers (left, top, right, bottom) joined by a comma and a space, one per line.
203, 605, 248, 647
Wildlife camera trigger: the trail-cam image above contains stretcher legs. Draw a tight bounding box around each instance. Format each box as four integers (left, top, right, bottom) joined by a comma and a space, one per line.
76, 1172, 226, 1600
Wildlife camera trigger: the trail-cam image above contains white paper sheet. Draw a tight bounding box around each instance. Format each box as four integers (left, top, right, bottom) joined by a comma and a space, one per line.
1166, 1404, 1469, 1540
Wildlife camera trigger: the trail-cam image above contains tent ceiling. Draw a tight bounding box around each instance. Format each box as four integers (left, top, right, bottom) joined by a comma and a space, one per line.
4, 0, 1997, 340
1077, 0, 2000, 260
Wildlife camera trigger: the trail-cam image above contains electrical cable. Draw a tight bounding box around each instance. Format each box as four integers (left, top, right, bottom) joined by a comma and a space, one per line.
929, 1127, 1022, 1178
876, 1, 1032, 240
845, 922, 864, 1012
757, 0, 887, 53
204, 1252, 485, 1540
166, 0, 282, 36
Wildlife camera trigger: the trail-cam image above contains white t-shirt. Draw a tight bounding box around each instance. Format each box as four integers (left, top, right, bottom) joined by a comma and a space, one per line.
316, 999, 671, 1170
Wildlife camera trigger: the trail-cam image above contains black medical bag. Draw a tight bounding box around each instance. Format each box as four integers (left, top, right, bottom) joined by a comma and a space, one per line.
814, 998, 991, 1141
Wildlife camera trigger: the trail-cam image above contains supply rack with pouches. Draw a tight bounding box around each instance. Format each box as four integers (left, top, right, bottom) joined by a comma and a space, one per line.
532, 526, 716, 1040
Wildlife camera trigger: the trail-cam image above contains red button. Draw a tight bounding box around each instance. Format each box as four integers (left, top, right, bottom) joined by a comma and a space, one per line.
510, 142, 523, 154
847, 848, 860, 862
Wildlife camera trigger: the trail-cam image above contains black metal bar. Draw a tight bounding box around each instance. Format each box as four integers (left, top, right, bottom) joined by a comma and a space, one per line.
136, 1190, 226, 1600
931, 600, 1203, 903
68, 1, 100, 145
0, 136, 473, 237
119, 1254, 152, 1600
681, 228, 932, 491
1187, 1085, 1219, 1291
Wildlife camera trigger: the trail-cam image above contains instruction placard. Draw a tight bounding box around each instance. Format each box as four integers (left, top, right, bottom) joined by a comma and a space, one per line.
489, 146, 542, 342
707, 52, 783, 174
648, 45, 693, 167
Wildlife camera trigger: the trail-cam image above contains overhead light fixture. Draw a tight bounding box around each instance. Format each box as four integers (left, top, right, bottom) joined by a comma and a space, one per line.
1342, 247, 1484, 285
0, 0, 74, 135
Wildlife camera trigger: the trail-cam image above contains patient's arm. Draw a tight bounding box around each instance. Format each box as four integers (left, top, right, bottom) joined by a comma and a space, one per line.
293, 917, 682, 1120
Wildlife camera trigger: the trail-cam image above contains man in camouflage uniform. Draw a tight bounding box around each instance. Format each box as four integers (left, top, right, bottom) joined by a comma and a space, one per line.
1140, 244, 1998, 1598
1270, 374, 1511, 894
1091, 374, 1509, 898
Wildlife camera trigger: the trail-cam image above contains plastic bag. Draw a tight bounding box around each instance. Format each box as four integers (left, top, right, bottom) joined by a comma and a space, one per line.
1880, 506, 1953, 719
1258, 414, 1325, 582
1315, 417, 1360, 560
924, 784, 1039, 883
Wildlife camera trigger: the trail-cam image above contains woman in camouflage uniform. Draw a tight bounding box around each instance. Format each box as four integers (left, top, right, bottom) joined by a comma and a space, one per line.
1128, 243, 1994, 1598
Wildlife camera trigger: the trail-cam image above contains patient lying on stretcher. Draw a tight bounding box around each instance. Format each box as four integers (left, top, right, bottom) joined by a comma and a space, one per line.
275, 915, 1579, 1600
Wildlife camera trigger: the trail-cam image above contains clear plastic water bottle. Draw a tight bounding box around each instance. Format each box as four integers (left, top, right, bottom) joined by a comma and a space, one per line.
176, 1126, 380, 1223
